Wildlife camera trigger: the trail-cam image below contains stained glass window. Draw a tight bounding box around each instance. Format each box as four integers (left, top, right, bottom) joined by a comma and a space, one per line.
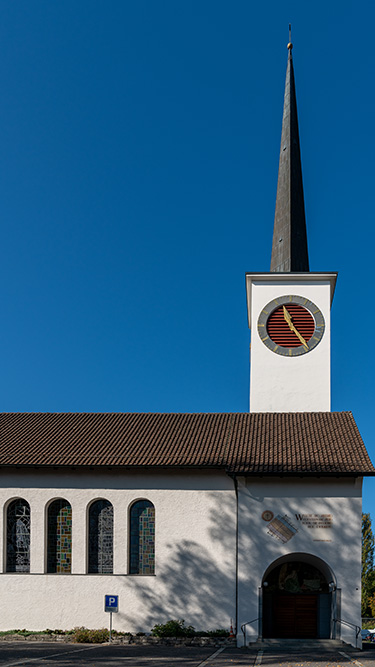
129, 500, 155, 575
266, 561, 329, 593
88, 500, 113, 574
47, 499, 72, 573
6, 498, 30, 572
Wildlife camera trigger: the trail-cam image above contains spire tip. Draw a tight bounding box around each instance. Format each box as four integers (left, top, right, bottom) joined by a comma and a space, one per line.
288, 24, 293, 50
271, 24, 309, 273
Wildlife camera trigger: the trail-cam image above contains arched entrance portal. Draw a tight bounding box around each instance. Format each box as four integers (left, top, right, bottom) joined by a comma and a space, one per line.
262, 554, 335, 639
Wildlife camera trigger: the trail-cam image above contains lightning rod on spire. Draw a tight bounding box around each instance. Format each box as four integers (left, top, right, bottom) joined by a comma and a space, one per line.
288, 24, 293, 51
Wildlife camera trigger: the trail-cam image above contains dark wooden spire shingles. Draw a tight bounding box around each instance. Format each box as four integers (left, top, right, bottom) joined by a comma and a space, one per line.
270, 47, 309, 272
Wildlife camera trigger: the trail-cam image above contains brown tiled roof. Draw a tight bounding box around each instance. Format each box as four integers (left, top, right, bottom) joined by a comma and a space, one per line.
0, 412, 373, 475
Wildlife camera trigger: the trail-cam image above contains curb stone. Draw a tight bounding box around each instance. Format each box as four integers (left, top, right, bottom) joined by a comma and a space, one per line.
0, 634, 235, 647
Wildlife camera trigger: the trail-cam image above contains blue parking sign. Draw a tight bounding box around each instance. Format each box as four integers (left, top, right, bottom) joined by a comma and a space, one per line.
104, 595, 118, 613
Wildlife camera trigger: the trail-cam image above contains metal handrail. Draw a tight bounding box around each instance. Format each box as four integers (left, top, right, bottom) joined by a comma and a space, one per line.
241, 616, 360, 648
333, 618, 361, 649
240, 618, 259, 646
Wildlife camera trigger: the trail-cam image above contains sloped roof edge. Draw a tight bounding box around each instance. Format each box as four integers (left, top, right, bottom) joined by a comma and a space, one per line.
0, 411, 373, 475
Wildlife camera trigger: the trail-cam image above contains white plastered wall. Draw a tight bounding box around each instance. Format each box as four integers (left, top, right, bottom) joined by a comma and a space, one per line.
247, 276, 334, 412
0, 468, 236, 633
237, 476, 362, 648
0, 468, 363, 649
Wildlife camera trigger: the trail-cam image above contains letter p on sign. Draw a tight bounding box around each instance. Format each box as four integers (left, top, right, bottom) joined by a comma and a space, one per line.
104, 595, 119, 612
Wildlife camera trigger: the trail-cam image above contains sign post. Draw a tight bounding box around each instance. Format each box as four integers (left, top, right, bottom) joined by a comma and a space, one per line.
104, 595, 119, 642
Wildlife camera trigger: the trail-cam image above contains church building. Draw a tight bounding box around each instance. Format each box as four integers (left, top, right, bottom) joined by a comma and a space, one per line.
0, 41, 373, 648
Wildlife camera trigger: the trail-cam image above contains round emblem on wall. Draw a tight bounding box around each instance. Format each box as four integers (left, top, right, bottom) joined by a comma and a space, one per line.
262, 510, 274, 522
257, 295, 325, 357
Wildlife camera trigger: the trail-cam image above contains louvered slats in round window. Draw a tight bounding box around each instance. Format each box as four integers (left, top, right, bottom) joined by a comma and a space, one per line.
266, 304, 315, 347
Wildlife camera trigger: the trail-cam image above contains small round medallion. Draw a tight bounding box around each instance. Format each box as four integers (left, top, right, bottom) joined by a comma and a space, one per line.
262, 510, 274, 522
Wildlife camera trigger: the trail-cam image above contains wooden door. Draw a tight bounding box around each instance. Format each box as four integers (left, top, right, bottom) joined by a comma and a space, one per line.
273, 594, 318, 638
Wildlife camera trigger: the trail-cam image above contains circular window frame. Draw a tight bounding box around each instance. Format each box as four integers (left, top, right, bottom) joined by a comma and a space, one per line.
257, 295, 325, 357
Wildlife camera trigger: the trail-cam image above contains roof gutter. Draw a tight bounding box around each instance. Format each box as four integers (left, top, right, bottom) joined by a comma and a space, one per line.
0, 465, 373, 475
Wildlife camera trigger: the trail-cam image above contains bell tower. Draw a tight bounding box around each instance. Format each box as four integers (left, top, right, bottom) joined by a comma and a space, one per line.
246, 37, 337, 413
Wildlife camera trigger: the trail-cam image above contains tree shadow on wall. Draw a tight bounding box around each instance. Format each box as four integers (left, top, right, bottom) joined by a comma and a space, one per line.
123, 491, 238, 631
120, 485, 362, 634
123, 538, 235, 631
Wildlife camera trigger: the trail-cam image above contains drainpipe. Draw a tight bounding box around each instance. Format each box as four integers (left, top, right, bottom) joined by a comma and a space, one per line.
227, 472, 239, 641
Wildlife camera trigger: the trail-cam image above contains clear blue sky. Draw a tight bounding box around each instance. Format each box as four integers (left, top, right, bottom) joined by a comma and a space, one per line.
1, 2, 374, 513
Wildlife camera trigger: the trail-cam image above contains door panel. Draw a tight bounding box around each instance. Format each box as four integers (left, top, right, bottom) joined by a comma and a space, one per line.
273, 594, 317, 638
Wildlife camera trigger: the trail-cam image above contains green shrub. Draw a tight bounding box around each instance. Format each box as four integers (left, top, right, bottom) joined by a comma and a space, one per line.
0, 629, 63, 637
151, 619, 195, 637
206, 629, 229, 637
73, 627, 109, 643
363, 620, 375, 630
187, 628, 229, 637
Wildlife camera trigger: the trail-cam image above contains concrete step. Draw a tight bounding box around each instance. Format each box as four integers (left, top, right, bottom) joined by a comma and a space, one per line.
249, 638, 354, 652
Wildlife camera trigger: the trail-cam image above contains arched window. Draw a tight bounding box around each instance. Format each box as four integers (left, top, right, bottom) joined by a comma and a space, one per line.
88, 499, 113, 574
129, 500, 155, 575
6, 498, 30, 572
47, 499, 72, 573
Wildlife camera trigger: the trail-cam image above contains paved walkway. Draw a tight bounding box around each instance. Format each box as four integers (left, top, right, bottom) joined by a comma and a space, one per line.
213, 644, 375, 667
0, 641, 375, 667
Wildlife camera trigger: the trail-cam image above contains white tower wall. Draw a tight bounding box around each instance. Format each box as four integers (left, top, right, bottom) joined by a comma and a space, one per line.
246, 273, 337, 413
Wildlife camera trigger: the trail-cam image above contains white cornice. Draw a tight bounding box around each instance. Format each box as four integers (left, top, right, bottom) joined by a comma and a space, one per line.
245, 272, 338, 328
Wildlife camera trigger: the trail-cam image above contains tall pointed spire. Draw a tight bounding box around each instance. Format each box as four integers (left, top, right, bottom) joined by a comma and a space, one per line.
270, 30, 309, 272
